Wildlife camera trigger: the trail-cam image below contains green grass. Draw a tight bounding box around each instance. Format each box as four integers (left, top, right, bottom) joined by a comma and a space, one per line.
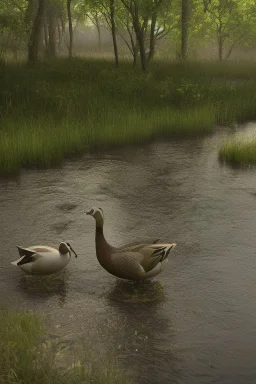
0, 309, 131, 384
219, 138, 256, 166
1, 58, 256, 174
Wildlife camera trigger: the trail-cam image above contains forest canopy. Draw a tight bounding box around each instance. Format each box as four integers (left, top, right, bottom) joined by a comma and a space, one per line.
1, 0, 256, 69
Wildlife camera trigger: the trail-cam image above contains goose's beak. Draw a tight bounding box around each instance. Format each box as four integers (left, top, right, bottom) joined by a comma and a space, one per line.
85, 209, 94, 215
70, 244, 78, 258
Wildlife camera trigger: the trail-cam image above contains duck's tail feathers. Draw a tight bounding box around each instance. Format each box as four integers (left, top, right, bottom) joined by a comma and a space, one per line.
12, 247, 36, 267
17, 246, 34, 258
11, 256, 25, 266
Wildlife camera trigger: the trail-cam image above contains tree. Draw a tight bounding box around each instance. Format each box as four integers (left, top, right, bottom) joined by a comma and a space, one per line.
0, 0, 28, 60
192, 0, 256, 61
95, 0, 119, 67
42, 0, 67, 58
121, 0, 170, 70
109, 0, 119, 67
181, 0, 189, 60
115, 5, 139, 67
88, 10, 103, 51
74, 0, 119, 66
28, 0, 46, 63
67, 0, 73, 57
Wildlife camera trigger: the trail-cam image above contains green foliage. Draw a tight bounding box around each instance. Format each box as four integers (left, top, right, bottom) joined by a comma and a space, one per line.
0, 0, 28, 57
2, 0, 256, 63
0, 309, 131, 384
157, 77, 209, 106
191, 0, 256, 60
219, 138, 256, 165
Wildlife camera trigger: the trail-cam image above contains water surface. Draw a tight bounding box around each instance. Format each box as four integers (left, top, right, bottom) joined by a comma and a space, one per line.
1, 123, 256, 384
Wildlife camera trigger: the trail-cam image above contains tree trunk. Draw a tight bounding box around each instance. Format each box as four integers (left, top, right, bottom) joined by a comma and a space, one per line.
95, 15, 102, 51
148, 13, 157, 62
133, 19, 147, 71
137, 32, 147, 71
110, 0, 119, 67
57, 19, 61, 50
126, 23, 137, 67
48, 8, 56, 57
133, 44, 139, 68
131, 38, 139, 68
131, 5, 147, 71
181, 0, 189, 60
25, 0, 38, 29
218, 37, 223, 61
43, 16, 48, 55
27, 0, 45, 63
60, 16, 65, 35
67, 0, 73, 57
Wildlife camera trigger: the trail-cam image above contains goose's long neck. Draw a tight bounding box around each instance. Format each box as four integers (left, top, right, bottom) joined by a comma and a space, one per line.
95, 224, 113, 267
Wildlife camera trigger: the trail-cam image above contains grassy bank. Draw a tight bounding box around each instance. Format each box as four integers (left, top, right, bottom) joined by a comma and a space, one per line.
219, 138, 256, 166
1, 58, 256, 174
0, 309, 131, 384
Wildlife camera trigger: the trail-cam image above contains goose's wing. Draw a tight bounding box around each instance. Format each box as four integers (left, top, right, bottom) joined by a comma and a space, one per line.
111, 250, 165, 280
113, 243, 176, 276
141, 243, 176, 261
138, 243, 176, 271
118, 238, 160, 251
111, 251, 146, 280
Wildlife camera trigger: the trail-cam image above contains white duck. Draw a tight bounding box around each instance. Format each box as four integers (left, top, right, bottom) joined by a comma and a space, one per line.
86, 207, 176, 281
11, 242, 77, 275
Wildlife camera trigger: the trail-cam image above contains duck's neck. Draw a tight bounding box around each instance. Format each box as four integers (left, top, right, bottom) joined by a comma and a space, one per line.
95, 225, 112, 267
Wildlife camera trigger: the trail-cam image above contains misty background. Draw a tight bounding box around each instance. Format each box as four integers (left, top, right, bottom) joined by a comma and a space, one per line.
1, 0, 256, 66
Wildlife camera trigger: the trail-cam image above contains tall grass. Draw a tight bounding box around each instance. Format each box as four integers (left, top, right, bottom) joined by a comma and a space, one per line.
219, 138, 256, 166
1, 58, 256, 174
0, 309, 131, 384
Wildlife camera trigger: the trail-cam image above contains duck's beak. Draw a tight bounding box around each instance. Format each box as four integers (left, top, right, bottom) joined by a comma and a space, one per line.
85, 209, 94, 215
70, 244, 78, 258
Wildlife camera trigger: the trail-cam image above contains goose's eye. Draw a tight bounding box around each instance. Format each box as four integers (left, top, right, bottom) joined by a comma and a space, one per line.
67, 242, 71, 247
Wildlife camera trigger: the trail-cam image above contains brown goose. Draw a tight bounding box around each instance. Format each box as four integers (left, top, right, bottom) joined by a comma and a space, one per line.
86, 207, 176, 281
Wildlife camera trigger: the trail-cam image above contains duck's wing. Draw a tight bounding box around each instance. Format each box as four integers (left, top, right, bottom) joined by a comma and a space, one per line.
16, 246, 38, 266
17, 246, 36, 258
29, 246, 56, 253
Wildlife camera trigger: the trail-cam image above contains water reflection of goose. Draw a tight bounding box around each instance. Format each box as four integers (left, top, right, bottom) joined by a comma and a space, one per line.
86, 207, 176, 281
106, 280, 180, 384
11, 242, 78, 275
107, 279, 164, 304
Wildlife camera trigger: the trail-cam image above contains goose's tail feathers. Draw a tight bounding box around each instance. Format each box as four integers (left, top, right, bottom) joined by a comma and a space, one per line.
151, 243, 176, 262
